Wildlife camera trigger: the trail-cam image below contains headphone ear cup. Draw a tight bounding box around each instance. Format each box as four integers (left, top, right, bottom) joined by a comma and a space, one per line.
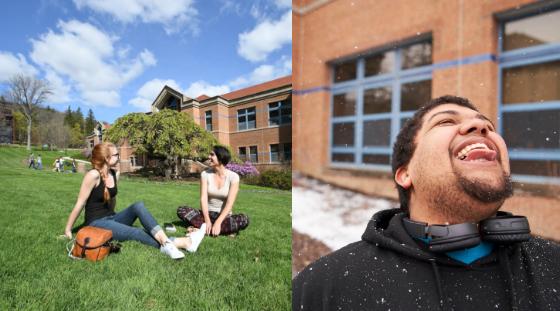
483, 233, 531, 244
429, 236, 481, 253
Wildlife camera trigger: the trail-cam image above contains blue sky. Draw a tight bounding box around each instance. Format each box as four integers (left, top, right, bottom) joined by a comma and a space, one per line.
0, 0, 291, 123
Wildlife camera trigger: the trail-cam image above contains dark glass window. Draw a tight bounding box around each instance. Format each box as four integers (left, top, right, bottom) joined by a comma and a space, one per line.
365, 51, 395, 77
205, 110, 212, 131
270, 144, 279, 162
502, 110, 560, 150
249, 146, 258, 163
503, 10, 560, 51
510, 159, 560, 178
502, 60, 560, 105
269, 99, 292, 125
334, 60, 356, 82
362, 154, 390, 165
363, 87, 391, 114
282, 143, 292, 162
333, 92, 356, 116
238, 107, 256, 131
332, 123, 354, 147
332, 153, 354, 163
363, 120, 391, 146
401, 41, 432, 69
401, 80, 432, 111
239, 147, 247, 162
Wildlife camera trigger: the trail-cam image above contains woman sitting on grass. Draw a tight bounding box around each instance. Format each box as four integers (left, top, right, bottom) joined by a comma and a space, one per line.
64, 142, 205, 260
177, 145, 249, 236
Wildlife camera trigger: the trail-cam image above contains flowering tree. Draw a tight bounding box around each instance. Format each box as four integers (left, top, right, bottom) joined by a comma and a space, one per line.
226, 161, 259, 177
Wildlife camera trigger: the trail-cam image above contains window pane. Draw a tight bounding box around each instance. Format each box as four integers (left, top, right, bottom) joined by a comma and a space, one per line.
248, 113, 256, 129
401, 41, 432, 69
502, 60, 560, 104
502, 110, 560, 149
269, 109, 279, 118
248, 107, 256, 114
270, 144, 279, 162
283, 143, 292, 161
503, 10, 560, 51
363, 154, 390, 165
364, 86, 392, 114
363, 119, 391, 146
333, 92, 356, 116
332, 122, 354, 147
334, 60, 356, 82
365, 51, 395, 77
269, 102, 280, 109
332, 153, 354, 163
250, 146, 258, 163
401, 79, 432, 111
511, 159, 560, 177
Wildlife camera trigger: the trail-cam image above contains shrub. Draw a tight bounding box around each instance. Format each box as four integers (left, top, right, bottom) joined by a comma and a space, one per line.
226, 161, 259, 177
243, 168, 291, 190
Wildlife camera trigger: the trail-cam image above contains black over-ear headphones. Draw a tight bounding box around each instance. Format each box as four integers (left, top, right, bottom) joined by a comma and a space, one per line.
402, 212, 531, 252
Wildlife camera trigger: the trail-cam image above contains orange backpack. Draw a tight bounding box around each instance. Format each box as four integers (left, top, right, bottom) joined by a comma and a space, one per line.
70, 226, 119, 261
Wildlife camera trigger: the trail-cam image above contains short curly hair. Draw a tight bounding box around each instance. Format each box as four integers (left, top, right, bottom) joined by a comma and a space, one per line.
391, 95, 479, 212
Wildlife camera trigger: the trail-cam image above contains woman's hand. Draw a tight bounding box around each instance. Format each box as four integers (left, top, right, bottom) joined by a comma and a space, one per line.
211, 220, 222, 236
64, 229, 73, 239
205, 220, 212, 235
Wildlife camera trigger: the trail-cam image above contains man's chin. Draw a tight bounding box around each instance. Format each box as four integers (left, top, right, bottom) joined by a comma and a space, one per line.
456, 173, 513, 204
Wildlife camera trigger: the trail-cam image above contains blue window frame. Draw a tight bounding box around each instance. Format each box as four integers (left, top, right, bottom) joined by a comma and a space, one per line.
329, 38, 433, 170
205, 110, 212, 131
237, 107, 256, 131
269, 99, 292, 126
498, 7, 560, 183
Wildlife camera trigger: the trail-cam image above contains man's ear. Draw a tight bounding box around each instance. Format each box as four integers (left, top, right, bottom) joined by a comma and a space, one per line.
395, 166, 412, 189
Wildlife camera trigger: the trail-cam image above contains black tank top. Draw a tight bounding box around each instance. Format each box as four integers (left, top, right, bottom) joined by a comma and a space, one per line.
84, 169, 118, 225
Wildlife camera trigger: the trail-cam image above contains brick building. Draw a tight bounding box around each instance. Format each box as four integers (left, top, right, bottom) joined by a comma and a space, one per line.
293, 0, 560, 239
151, 75, 292, 172
88, 76, 292, 173
0, 101, 14, 144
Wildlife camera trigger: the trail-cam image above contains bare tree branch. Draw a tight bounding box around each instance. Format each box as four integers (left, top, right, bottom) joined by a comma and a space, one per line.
7, 74, 52, 150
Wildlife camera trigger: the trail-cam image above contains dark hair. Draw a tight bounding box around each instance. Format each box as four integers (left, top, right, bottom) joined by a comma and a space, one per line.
213, 145, 231, 165
391, 95, 480, 212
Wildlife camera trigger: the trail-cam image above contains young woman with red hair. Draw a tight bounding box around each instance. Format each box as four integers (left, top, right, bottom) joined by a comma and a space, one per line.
64, 142, 205, 259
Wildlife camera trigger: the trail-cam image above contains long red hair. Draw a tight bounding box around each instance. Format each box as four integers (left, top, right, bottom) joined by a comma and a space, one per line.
91, 142, 116, 203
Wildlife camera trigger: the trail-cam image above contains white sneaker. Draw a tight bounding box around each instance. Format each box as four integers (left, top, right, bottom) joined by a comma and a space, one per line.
186, 224, 206, 253
160, 240, 185, 259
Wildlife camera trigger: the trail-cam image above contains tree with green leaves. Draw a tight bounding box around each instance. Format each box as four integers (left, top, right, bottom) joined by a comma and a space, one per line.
7, 74, 52, 150
106, 109, 218, 178
85, 109, 96, 136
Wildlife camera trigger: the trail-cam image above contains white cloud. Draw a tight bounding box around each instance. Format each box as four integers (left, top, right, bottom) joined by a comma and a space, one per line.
273, 0, 291, 9
44, 70, 71, 103
73, 0, 199, 35
129, 78, 181, 111
183, 81, 230, 98
30, 20, 156, 107
238, 10, 291, 62
229, 56, 292, 88
0, 51, 38, 82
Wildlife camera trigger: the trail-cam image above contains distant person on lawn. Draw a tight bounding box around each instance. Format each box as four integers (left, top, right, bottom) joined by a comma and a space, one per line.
177, 145, 249, 236
36, 155, 42, 170
28, 153, 35, 169
64, 142, 206, 260
53, 157, 61, 172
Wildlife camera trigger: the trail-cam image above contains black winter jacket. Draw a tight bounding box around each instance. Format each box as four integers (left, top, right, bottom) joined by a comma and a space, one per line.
293, 209, 560, 310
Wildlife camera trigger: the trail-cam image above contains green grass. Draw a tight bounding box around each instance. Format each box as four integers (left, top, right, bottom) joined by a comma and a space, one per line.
0, 145, 291, 310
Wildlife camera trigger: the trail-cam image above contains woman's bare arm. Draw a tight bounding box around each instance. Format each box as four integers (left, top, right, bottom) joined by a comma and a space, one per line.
64, 171, 99, 238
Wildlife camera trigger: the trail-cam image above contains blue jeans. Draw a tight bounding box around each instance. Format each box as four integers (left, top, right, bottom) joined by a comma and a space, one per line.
90, 201, 162, 248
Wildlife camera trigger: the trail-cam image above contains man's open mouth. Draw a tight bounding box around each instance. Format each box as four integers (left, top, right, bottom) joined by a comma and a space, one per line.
455, 142, 497, 162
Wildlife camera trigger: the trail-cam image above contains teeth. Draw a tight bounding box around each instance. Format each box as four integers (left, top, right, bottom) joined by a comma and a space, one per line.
456, 143, 489, 160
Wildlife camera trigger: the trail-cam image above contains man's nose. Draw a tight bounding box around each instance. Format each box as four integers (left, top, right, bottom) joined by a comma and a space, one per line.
459, 118, 490, 136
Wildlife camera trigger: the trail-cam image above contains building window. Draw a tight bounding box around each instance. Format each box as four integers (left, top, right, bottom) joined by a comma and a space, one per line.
130, 156, 136, 167
499, 8, 560, 181
269, 99, 292, 125
282, 143, 292, 162
238, 107, 256, 131
270, 144, 279, 163
165, 97, 179, 110
205, 110, 212, 131
330, 39, 432, 169
239, 147, 247, 162
249, 146, 258, 163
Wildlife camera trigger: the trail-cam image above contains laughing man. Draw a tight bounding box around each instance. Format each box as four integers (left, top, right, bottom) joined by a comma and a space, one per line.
293, 95, 560, 310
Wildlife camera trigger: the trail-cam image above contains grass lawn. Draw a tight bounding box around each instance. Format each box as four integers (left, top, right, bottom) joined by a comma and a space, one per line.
0, 145, 291, 310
